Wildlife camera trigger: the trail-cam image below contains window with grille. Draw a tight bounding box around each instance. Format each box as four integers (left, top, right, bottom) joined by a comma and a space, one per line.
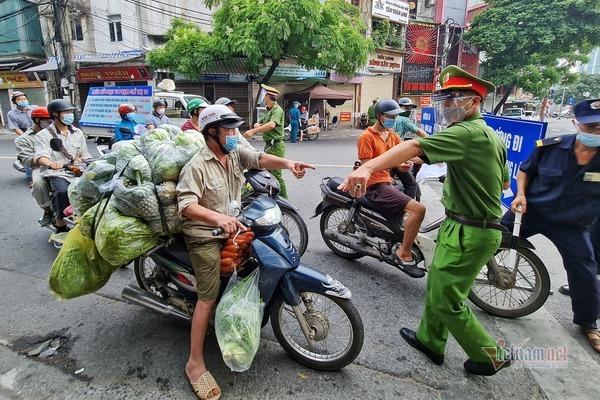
108, 14, 123, 42
71, 18, 83, 41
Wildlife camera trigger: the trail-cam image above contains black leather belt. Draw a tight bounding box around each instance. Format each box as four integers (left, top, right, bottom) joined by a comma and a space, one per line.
445, 210, 507, 232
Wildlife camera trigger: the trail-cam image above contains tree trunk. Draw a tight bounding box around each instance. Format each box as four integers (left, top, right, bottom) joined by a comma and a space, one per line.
493, 83, 515, 115
261, 58, 280, 84
538, 96, 548, 122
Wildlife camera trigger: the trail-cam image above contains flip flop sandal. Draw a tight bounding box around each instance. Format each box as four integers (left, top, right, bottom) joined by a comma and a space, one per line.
189, 371, 221, 400
391, 244, 425, 278
584, 330, 600, 354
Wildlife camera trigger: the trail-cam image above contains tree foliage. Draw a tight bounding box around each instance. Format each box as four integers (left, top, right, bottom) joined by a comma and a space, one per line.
553, 74, 600, 104
465, 0, 600, 112
148, 0, 374, 83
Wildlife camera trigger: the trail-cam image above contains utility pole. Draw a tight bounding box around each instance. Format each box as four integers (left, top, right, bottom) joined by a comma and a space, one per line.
52, 0, 79, 110
558, 87, 566, 117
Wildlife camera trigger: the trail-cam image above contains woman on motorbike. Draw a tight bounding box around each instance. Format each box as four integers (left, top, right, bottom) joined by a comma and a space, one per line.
114, 103, 138, 142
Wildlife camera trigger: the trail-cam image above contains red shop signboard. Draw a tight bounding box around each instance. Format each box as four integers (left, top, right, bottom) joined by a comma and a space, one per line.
76, 66, 151, 83
401, 23, 438, 96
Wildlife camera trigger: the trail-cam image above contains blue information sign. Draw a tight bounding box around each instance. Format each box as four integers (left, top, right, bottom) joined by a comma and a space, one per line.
80, 86, 153, 128
567, 96, 576, 106
420, 107, 436, 135
483, 115, 548, 208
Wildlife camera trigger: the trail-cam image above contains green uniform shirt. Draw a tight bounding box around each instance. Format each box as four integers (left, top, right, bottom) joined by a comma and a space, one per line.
367, 104, 377, 125
260, 104, 284, 141
416, 112, 508, 220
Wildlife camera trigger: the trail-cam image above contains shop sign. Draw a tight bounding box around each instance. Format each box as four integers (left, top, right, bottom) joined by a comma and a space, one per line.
80, 86, 153, 128
0, 71, 43, 89
199, 73, 230, 81
402, 22, 438, 95
76, 66, 151, 83
367, 50, 403, 73
340, 112, 352, 122
329, 71, 363, 84
420, 96, 431, 107
260, 64, 326, 79
372, 0, 410, 25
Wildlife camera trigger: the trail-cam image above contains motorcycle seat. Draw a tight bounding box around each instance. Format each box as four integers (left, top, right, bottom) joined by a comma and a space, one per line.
162, 234, 192, 266
326, 177, 353, 198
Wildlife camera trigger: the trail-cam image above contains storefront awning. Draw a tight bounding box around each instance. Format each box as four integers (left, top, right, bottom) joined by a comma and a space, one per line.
74, 50, 144, 64
23, 58, 58, 72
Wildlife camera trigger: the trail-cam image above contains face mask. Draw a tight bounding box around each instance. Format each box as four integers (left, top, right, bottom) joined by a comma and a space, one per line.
155, 108, 165, 115
127, 112, 136, 120
17, 100, 29, 108
576, 132, 600, 147
399, 110, 412, 118
39, 120, 52, 129
61, 113, 75, 125
441, 98, 474, 124
380, 116, 396, 129
223, 134, 239, 153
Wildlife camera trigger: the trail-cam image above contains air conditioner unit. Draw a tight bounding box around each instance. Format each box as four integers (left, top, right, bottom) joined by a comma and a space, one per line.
425, 0, 435, 7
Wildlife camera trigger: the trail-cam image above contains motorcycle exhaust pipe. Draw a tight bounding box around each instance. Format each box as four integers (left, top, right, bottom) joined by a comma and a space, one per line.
323, 229, 388, 261
121, 285, 191, 321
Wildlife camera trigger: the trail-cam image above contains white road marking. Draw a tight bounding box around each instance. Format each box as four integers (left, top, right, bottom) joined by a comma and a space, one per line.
312, 164, 354, 168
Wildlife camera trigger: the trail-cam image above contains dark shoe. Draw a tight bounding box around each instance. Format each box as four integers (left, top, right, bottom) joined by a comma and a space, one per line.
38, 212, 54, 227
55, 225, 69, 233
400, 328, 444, 365
464, 358, 511, 376
559, 285, 570, 296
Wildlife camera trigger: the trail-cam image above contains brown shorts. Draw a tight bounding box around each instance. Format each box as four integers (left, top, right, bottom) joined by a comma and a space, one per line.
364, 183, 412, 215
184, 236, 222, 301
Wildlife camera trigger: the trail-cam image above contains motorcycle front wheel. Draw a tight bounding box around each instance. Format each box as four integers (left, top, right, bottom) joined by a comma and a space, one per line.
280, 209, 309, 256
271, 291, 364, 371
469, 246, 550, 318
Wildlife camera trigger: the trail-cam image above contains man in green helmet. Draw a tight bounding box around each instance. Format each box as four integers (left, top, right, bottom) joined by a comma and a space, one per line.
181, 97, 210, 132
243, 84, 288, 198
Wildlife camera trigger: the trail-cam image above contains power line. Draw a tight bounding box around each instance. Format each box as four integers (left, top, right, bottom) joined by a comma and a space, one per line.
122, 0, 212, 25
147, 0, 213, 18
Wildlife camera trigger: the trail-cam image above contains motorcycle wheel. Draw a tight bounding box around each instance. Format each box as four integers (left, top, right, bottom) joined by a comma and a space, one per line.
306, 130, 320, 141
469, 247, 550, 318
320, 206, 364, 259
134, 256, 165, 299
280, 209, 309, 256
283, 128, 291, 142
271, 291, 364, 371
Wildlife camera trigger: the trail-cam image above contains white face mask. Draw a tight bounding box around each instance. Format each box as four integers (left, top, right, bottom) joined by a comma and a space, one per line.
440, 97, 475, 124
156, 108, 166, 115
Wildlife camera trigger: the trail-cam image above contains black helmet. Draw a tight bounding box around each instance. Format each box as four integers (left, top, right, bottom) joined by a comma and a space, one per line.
374, 99, 402, 116
397, 97, 417, 108
11, 91, 26, 103
152, 99, 167, 108
47, 99, 75, 117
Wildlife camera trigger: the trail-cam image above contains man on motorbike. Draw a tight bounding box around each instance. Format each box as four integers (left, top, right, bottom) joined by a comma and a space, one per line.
145, 99, 170, 129
215, 97, 255, 152
15, 107, 53, 225
181, 97, 210, 132
7, 91, 33, 136
340, 66, 511, 375
356, 99, 426, 277
504, 98, 600, 354
115, 103, 138, 142
34, 99, 91, 233
176, 104, 314, 400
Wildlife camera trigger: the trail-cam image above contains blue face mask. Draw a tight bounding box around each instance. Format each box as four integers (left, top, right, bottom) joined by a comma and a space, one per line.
223, 134, 239, 153
126, 112, 136, 121
17, 100, 29, 108
61, 113, 75, 126
577, 132, 600, 147
381, 117, 396, 129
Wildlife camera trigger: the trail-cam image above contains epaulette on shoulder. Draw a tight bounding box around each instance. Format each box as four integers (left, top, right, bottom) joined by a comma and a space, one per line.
535, 136, 562, 147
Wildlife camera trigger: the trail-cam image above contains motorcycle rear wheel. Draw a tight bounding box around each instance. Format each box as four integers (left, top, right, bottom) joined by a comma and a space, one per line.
469, 247, 550, 318
271, 291, 364, 371
320, 206, 364, 259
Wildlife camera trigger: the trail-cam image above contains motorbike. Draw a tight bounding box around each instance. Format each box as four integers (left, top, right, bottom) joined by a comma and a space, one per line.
313, 175, 550, 318
359, 113, 369, 129
242, 169, 309, 256
284, 120, 320, 142
123, 194, 364, 370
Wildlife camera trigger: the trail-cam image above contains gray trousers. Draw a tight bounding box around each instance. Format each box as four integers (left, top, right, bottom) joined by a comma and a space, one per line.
31, 168, 51, 209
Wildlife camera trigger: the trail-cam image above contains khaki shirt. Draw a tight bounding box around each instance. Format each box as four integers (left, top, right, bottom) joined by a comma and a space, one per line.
34, 123, 91, 180
177, 145, 262, 239
15, 128, 37, 166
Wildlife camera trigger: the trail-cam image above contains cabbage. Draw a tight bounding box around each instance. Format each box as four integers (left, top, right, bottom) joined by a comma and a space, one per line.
140, 128, 170, 148
49, 225, 115, 299
68, 178, 99, 216
123, 154, 152, 183
111, 179, 159, 219
95, 205, 158, 267
161, 124, 183, 139
175, 130, 205, 147
115, 141, 142, 172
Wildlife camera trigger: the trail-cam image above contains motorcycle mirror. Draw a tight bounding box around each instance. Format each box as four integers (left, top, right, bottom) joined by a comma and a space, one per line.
50, 138, 64, 152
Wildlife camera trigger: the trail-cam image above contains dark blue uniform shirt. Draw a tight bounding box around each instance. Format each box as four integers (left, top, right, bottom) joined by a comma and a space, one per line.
520, 134, 600, 228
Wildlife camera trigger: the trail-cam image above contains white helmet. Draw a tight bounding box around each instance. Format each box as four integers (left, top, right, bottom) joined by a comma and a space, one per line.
199, 104, 244, 134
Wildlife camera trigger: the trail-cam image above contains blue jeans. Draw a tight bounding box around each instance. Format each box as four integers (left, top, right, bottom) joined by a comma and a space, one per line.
24, 163, 32, 181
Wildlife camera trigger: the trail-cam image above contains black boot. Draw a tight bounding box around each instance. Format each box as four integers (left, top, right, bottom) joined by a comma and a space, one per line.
464, 358, 511, 376
400, 328, 444, 365
558, 285, 570, 296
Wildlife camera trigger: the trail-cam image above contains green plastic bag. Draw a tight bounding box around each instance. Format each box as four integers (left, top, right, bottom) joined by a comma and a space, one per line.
215, 268, 264, 372
49, 225, 115, 299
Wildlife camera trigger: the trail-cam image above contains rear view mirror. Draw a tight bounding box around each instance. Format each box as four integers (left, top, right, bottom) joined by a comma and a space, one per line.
50, 138, 64, 152
181, 110, 189, 119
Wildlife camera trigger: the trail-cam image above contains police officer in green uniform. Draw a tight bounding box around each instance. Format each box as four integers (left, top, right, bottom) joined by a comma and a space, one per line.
244, 84, 288, 198
339, 66, 511, 376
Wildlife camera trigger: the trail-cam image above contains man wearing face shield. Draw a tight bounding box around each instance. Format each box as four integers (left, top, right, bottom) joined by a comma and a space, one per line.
355, 99, 427, 278
340, 66, 511, 375
502, 99, 600, 354
394, 98, 428, 140
177, 104, 314, 399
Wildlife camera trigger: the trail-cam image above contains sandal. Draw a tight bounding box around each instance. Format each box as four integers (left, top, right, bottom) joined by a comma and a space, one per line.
391, 244, 425, 278
189, 371, 221, 400
583, 329, 600, 354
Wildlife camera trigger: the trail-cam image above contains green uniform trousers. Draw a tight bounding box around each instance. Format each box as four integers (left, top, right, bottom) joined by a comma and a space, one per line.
417, 219, 502, 363
264, 140, 288, 199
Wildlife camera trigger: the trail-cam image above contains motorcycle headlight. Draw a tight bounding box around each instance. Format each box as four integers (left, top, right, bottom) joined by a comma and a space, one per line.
255, 205, 282, 226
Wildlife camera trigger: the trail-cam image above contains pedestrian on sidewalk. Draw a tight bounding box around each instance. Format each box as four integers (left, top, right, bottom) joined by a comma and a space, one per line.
340, 66, 512, 375
289, 101, 301, 143
504, 98, 600, 354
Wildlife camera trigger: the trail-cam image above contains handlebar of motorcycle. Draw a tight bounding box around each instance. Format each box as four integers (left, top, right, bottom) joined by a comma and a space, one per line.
211, 215, 248, 236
